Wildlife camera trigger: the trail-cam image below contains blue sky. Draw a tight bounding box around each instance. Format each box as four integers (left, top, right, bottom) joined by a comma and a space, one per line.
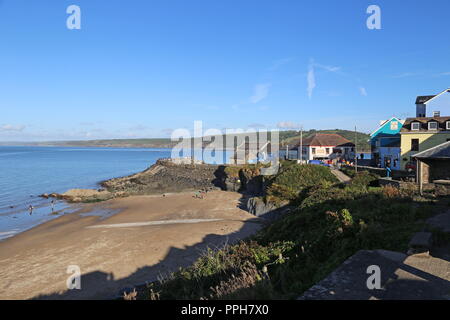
1, 0, 450, 141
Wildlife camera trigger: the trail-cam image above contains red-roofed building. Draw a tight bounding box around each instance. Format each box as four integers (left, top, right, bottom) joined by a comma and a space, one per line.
290, 133, 355, 161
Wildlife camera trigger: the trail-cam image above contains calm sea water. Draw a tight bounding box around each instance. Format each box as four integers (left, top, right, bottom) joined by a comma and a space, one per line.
0, 146, 231, 240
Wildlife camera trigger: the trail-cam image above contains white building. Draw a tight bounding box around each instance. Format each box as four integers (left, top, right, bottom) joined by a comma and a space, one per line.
289, 133, 355, 161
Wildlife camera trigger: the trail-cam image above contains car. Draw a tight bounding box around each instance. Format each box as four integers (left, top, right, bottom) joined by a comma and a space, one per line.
308, 160, 331, 167
405, 162, 416, 173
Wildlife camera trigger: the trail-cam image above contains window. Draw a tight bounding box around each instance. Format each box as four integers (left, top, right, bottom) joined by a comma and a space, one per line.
390, 121, 398, 130
411, 122, 420, 130
326, 148, 330, 153
312, 148, 316, 154
411, 139, 419, 152
447, 121, 450, 130
428, 121, 438, 130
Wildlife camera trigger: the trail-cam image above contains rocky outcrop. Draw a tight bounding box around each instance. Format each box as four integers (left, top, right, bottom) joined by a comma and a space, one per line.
41, 189, 121, 203
102, 159, 267, 196
41, 159, 270, 204
246, 197, 291, 221
239, 170, 264, 195
101, 159, 226, 195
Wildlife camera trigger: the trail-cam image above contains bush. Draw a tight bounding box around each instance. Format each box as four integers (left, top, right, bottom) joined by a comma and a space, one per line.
266, 164, 338, 204
350, 171, 379, 188
382, 185, 401, 198
145, 241, 294, 300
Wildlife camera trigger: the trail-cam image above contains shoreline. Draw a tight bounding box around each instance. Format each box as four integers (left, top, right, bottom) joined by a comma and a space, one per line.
0, 190, 262, 299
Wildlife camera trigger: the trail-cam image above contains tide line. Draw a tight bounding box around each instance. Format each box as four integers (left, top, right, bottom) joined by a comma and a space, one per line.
86, 218, 224, 229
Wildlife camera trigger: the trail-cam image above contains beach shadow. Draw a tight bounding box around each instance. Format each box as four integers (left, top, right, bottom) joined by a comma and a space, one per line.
31, 217, 263, 300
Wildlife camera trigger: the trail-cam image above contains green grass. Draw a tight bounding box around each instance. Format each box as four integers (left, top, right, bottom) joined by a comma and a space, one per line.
265, 164, 338, 205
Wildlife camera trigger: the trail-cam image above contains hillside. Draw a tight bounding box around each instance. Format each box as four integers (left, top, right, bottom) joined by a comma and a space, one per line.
18, 138, 176, 148
279, 129, 371, 152
1, 129, 371, 151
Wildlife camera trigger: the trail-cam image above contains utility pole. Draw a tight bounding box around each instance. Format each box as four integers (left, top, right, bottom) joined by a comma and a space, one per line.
191, 137, 194, 165
286, 144, 289, 160
299, 126, 303, 163
354, 126, 358, 173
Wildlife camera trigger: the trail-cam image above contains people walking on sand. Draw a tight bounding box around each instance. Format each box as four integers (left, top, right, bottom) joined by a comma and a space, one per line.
193, 190, 204, 199
28, 205, 34, 215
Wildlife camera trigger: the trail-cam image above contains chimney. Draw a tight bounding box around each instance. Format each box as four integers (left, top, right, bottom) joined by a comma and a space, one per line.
416, 103, 426, 117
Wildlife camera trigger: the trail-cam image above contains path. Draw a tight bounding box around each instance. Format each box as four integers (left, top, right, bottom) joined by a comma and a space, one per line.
331, 168, 352, 183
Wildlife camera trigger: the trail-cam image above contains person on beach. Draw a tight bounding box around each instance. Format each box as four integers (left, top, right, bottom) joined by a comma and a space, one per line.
51, 200, 55, 213
28, 205, 34, 215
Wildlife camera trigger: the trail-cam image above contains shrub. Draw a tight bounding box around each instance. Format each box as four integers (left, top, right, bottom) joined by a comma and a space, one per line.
266, 164, 338, 204
382, 185, 401, 199
146, 241, 294, 300
350, 171, 379, 188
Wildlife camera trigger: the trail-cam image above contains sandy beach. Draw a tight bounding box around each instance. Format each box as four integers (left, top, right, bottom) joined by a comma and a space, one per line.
0, 191, 262, 300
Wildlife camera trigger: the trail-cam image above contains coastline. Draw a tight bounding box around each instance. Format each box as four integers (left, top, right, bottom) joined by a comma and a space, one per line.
0, 190, 262, 299
0, 150, 232, 241
0, 147, 176, 240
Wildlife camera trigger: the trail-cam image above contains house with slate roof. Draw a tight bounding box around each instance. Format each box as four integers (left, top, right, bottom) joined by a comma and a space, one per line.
370, 117, 404, 170
290, 133, 355, 161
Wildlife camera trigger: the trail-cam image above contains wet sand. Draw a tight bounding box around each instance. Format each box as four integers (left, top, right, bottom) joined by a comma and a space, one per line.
0, 191, 262, 299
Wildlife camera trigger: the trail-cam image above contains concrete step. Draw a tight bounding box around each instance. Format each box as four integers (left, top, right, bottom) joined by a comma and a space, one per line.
299, 249, 450, 300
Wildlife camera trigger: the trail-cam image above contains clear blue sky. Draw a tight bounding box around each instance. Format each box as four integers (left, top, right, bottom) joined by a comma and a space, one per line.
1, 0, 450, 141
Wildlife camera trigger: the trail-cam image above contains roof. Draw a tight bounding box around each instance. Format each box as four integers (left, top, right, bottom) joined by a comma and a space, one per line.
413, 140, 450, 159
415, 95, 436, 104
415, 89, 450, 104
401, 116, 450, 132
370, 116, 404, 137
290, 133, 354, 149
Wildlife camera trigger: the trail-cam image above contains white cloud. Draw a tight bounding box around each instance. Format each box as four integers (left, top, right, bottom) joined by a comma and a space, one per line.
0, 124, 26, 132
359, 87, 368, 96
268, 58, 293, 71
315, 63, 341, 72
391, 72, 418, 78
307, 63, 316, 100
306, 60, 341, 100
250, 83, 271, 104
277, 121, 299, 129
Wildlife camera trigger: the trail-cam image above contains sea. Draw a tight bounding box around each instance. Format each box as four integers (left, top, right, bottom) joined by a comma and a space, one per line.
0, 146, 232, 240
